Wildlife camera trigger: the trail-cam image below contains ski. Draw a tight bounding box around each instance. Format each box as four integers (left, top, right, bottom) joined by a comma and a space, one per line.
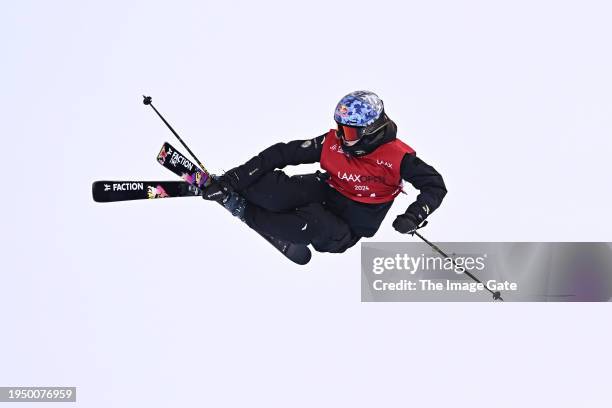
156, 142, 210, 188
156, 142, 312, 265
92, 180, 202, 203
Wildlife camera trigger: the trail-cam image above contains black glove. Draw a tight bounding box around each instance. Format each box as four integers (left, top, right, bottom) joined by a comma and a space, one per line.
392, 213, 420, 234
202, 177, 231, 202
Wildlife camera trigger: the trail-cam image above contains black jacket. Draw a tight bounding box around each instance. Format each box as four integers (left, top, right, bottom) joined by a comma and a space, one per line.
227, 131, 447, 237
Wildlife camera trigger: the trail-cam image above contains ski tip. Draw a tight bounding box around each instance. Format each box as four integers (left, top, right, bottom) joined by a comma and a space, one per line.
92, 181, 102, 202
92, 181, 114, 203
287, 246, 312, 265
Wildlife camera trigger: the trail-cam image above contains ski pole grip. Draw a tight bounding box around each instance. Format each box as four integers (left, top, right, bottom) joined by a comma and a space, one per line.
143, 95, 152, 105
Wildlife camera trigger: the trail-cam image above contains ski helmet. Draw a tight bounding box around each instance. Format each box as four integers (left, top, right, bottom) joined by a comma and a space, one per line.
334, 90, 393, 156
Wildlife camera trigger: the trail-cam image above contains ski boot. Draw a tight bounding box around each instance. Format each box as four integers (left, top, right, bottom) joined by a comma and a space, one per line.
202, 175, 247, 221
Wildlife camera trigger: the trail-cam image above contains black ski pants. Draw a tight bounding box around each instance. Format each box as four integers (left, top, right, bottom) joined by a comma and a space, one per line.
241, 171, 360, 253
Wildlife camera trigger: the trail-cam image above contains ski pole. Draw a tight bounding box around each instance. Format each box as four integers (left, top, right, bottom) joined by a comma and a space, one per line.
411, 224, 503, 301
142, 95, 209, 175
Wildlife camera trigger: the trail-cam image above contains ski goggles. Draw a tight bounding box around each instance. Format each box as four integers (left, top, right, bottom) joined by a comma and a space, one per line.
337, 124, 365, 143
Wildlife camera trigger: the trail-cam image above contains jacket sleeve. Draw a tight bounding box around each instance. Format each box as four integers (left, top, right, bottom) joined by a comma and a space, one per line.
400, 153, 447, 222
224, 134, 326, 191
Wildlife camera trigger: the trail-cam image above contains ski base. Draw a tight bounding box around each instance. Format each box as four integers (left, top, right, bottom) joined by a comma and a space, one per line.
92, 180, 201, 203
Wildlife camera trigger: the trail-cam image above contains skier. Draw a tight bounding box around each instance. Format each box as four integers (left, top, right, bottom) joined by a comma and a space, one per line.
203, 91, 447, 253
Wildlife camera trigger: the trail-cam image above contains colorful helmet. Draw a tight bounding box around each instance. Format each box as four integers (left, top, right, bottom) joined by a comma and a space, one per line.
333, 91, 394, 155
334, 90, 384, 127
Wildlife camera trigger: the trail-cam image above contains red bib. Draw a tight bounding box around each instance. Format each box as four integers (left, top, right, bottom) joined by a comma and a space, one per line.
320, 129, 415, 204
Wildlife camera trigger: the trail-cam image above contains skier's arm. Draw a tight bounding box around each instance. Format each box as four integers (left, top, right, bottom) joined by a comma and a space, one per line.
399, 153, 447, 224
223, 134, 326, 191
